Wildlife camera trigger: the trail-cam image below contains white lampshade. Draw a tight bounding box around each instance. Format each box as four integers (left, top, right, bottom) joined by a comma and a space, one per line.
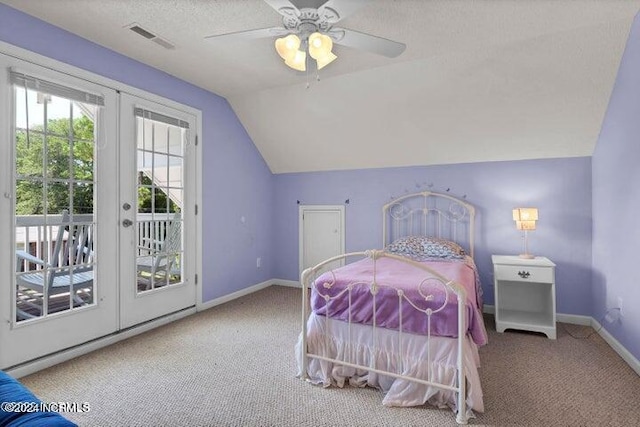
309, 32, 337, 70
284, 49, 307, 71
512, 208, 538, 222
513, 207, 538, 258
513, 208, 538, 231
308, 33, 332, 59
315, 51, 337, 70
275, 34, 300, 61
515, 220, 536, 231
276, 32, 338, 72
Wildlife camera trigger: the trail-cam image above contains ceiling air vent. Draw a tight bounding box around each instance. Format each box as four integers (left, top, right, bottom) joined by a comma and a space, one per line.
126, 23, 175, 50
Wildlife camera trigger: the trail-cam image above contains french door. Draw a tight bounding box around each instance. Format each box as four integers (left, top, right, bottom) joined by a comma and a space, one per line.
0, 57, 119, 368
0, 56, 198, 369
118, 94, 196, 329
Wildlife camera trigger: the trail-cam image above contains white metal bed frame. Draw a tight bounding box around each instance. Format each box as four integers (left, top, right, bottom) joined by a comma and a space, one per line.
382, 191, 475, 258
298, 191, 477, 425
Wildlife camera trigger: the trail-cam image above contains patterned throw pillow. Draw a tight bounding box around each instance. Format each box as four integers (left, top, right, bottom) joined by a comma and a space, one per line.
421, 237, 465, 258
385, 236, 465, 260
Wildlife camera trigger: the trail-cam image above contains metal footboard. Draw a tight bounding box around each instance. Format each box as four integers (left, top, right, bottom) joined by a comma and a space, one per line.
299, 249, 469, 425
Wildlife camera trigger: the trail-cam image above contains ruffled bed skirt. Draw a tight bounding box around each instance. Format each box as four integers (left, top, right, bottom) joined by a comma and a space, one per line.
295, 313, 484, 417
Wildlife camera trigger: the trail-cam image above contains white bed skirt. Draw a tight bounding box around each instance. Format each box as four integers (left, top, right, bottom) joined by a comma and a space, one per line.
296, 313, 484, 416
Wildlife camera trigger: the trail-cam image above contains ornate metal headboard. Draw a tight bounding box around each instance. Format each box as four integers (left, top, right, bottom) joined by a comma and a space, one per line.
382, 191, 476, 258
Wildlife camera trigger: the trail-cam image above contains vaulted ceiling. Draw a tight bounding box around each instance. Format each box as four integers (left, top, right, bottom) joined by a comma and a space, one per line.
3, 0, 639, 173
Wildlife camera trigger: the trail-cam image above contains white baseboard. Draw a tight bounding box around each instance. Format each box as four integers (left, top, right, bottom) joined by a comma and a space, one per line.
557, 313, 592, 326
198, 279, 274, 311
7, 307, 196, 379
592, 319, 640, 377
484, 305, 591, 326
273, 279, 301, 288
483, 304, 495, 314
483, 304, 638, 376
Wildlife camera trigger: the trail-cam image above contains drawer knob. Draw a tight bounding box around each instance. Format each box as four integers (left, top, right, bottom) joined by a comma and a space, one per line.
518, 270, 530, 279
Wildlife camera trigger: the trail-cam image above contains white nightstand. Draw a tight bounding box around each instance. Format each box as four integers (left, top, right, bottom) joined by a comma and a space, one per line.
492, 255, 557, 339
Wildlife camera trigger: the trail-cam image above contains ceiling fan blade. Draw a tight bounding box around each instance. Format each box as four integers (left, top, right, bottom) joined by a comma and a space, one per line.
318, 0, 369, 24
263, 0, 300, 18
205, 27, 290, 42
330, 28, 406, 58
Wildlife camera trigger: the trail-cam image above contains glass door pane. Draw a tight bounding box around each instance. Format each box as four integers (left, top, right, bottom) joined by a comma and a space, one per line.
14, 87, 97, 321
135, 114, 184, 292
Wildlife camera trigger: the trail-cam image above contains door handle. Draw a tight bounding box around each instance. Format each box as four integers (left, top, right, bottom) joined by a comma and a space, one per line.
122, 219, 133, 227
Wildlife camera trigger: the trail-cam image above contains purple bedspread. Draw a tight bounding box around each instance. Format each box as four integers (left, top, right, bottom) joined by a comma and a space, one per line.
310, 256, 488, 346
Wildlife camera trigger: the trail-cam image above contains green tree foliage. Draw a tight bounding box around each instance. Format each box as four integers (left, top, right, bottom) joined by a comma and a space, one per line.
15, 110, 179, 215
137, 173, 180, 214
15, 114, 94, 215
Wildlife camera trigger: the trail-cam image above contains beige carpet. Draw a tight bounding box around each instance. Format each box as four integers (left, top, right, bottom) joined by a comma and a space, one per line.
21, 286, 640, 426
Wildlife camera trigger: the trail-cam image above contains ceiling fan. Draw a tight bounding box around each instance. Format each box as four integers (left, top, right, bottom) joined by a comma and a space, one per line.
204, 0, 406, 72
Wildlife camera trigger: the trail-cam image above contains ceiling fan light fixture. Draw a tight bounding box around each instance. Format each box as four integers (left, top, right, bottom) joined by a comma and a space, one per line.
275, 34, 301, 61
308, 32, 333, 60
206, 2, 407, 77
284, 49, 307, 71
315, 51, 337, 70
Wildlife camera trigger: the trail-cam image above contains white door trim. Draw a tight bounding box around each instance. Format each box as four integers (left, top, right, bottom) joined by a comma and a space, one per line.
298, 205, 345, 280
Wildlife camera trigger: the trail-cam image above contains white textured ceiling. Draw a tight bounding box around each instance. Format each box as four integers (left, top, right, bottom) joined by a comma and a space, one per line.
3, 0, 639, 173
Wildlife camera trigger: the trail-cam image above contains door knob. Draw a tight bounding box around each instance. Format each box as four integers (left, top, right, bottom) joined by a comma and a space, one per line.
122, 219, 133, 227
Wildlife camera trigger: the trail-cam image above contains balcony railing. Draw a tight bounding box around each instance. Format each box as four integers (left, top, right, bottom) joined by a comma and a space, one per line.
15, 213, 176, 270
14, 213, 178, 320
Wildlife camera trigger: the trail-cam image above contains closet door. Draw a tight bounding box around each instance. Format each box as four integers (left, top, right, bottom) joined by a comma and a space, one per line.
118, 93, 197, 329
0, 57, 119, 369
299, 205, 345, 277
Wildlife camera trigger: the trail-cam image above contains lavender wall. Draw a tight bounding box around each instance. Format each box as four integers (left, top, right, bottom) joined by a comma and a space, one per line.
274, 157, 593, 314
0, 4, 275, 301
3, 4, 636, 363
592, 13, 640, 361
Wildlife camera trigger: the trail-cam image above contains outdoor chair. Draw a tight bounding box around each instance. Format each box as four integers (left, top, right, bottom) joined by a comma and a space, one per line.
15, 210, 94, 320
137, 212, 181, 290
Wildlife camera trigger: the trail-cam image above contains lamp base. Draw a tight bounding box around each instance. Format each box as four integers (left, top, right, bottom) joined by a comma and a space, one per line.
519, 253, 535, 259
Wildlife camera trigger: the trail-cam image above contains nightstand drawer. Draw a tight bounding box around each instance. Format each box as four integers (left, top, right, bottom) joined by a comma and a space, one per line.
495, 265, 553, 283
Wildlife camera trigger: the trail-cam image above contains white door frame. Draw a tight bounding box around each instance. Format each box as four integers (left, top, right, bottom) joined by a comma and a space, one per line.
298, 205, 345, 280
